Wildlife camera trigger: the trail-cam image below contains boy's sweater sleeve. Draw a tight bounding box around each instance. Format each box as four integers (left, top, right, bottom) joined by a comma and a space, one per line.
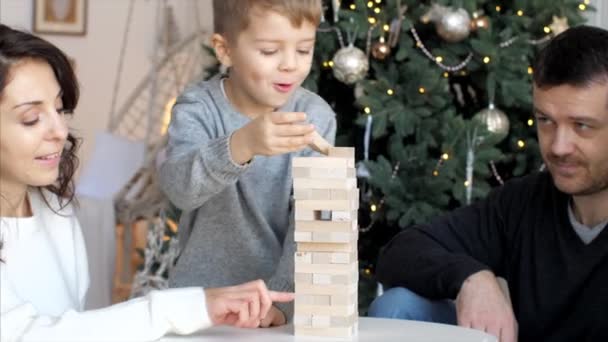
267, 100, 337, 321
376, 185, 514, 300
159, 94, 250, 211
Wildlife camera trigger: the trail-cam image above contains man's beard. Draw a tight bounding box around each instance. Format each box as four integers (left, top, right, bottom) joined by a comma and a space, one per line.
546, 155, 608, 196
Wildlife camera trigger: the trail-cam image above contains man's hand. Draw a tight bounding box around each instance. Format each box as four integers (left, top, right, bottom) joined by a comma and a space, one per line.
456, 271, 518, 342
205, 279, 294, 328
230, 112, 315, 164
259, 305, 287, 328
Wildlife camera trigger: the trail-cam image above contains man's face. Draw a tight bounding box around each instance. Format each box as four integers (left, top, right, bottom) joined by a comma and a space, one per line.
533, 81, 608, 196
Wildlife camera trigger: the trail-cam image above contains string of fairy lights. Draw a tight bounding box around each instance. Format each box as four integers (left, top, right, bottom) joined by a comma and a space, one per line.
317, 0, 590, 218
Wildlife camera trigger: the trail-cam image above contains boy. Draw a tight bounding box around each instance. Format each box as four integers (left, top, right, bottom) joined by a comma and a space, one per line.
159, 0, 336, 327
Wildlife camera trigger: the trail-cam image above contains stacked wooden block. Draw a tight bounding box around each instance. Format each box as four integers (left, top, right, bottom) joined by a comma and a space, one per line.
293, 147, 359, 339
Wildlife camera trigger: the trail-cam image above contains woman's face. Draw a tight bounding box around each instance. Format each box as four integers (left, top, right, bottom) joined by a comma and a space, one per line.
0, 59, 69, 194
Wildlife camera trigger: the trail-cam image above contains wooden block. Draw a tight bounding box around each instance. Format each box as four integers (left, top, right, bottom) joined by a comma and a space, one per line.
296, 294, 314, 305
312, 252, 332, 264
331, 210, 357, 221
295, 273, 312, 284
295, 252, 312, 264
294, 231, 312, 242
311, 189, 331, 200
294, 189, 333, 200
294, 303, 356, 316
312, 273, 331, 285
295, 261, 358, 275
296, 199, 358, 212
295, 220, 356, 233
303, 271, 358, 286
297, 294, 331, 306
292, 167, 310, 178
295, 282, 358, 295
293, 178, 357, 190
309, 131, 331, 156
293, 157, 354, 169
331, 251, 355, 264
300, 229, 357, 244
295, 207, 315, 221
332, 269, 359, 285
293, 314, 312, 326
312, 231, 351, 243
308, 167, 356, 179
330, 188, 359, 201
328, 147, 355, 159
312, 315, 331, 328
314, 295, 331, 306
293, 188, 311, 200
297, 242, 356, 253
331, 314, 358, 327
331, 292, 358, 306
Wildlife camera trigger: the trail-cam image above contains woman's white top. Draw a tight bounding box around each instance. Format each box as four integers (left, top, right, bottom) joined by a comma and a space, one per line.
0, 190, 211, 341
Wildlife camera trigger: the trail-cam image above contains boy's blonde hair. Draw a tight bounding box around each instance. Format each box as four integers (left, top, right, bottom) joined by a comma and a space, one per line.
213, 0, 322, 40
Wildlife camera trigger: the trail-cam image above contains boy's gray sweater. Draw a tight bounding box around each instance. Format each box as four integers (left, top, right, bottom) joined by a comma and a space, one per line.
159, 75, 336, 319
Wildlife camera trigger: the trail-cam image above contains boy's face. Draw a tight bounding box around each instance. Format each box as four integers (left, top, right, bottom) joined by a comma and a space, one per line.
215, 9, 317, 116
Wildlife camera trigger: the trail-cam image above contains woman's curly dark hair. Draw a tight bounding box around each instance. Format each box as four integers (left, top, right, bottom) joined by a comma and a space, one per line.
0, 24, 80, 207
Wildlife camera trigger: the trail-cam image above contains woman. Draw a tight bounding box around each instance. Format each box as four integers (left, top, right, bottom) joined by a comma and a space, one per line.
0, 24, 293, 342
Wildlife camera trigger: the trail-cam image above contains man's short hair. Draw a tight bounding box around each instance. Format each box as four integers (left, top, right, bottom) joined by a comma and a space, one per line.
534, 25, 608, 88
212, 0, 322, 41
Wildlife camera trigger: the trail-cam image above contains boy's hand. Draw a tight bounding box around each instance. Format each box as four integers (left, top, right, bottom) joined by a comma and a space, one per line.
230, 112, 315, 164
205, 279, 294, 328
456, 271, 518, 342
259, 305, 287, 328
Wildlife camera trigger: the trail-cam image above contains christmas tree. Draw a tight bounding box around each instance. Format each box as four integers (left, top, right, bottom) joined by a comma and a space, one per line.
306, 0, 592, 311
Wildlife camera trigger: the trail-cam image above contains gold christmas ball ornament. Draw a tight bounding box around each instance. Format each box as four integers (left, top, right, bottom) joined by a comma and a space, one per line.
332, 45, 369, 84
436, 8, 471, 42
371, 40, 391, 60
473, 103, 510, 144
470, 14, 490, 31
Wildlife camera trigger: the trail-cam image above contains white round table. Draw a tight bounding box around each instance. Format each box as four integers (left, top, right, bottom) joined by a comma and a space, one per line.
160, 317, 498, 342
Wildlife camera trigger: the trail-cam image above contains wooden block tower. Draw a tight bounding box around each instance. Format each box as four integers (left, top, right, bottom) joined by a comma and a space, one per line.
293, 146, 359, 339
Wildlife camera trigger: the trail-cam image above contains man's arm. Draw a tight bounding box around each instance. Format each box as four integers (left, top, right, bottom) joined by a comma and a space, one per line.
376, 185, 518, 341
376, 187, 510, 299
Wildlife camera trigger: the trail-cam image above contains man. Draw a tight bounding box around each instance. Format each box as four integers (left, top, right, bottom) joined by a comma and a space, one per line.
369, 25, 608, 342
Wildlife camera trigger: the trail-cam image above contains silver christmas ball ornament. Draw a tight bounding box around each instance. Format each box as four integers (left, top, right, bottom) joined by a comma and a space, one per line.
332, 45, 369, 85
436, 8, 471, 43
473, 103, 510, 144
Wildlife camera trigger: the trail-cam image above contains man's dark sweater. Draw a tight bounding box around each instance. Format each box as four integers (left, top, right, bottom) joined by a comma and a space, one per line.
376, 172, 608, 341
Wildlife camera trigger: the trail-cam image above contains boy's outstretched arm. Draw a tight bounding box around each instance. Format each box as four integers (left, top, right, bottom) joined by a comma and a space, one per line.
159, 95, 251, 211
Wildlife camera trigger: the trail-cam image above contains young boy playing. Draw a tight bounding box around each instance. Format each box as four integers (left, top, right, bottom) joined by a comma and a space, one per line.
159, 0, 336, 327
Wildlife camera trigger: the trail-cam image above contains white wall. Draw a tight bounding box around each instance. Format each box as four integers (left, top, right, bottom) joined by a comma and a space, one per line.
587, 0, 608, 30
0, 0, 213, 173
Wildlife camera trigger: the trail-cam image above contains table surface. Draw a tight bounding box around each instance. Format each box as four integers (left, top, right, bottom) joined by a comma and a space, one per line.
160, 317, 498, 342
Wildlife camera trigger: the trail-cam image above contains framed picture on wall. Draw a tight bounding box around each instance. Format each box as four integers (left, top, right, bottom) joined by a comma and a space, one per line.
33, 0, 88, 35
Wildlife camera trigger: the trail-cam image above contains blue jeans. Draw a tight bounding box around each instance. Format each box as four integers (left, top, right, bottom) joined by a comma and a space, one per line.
368, 287, 457, 325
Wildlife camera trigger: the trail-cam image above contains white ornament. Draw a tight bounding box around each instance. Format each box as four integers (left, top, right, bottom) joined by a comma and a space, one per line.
436, 7, 471, 43
332, 45, 369, 85
473, 103, 510, 144
332, 0, 341, 22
